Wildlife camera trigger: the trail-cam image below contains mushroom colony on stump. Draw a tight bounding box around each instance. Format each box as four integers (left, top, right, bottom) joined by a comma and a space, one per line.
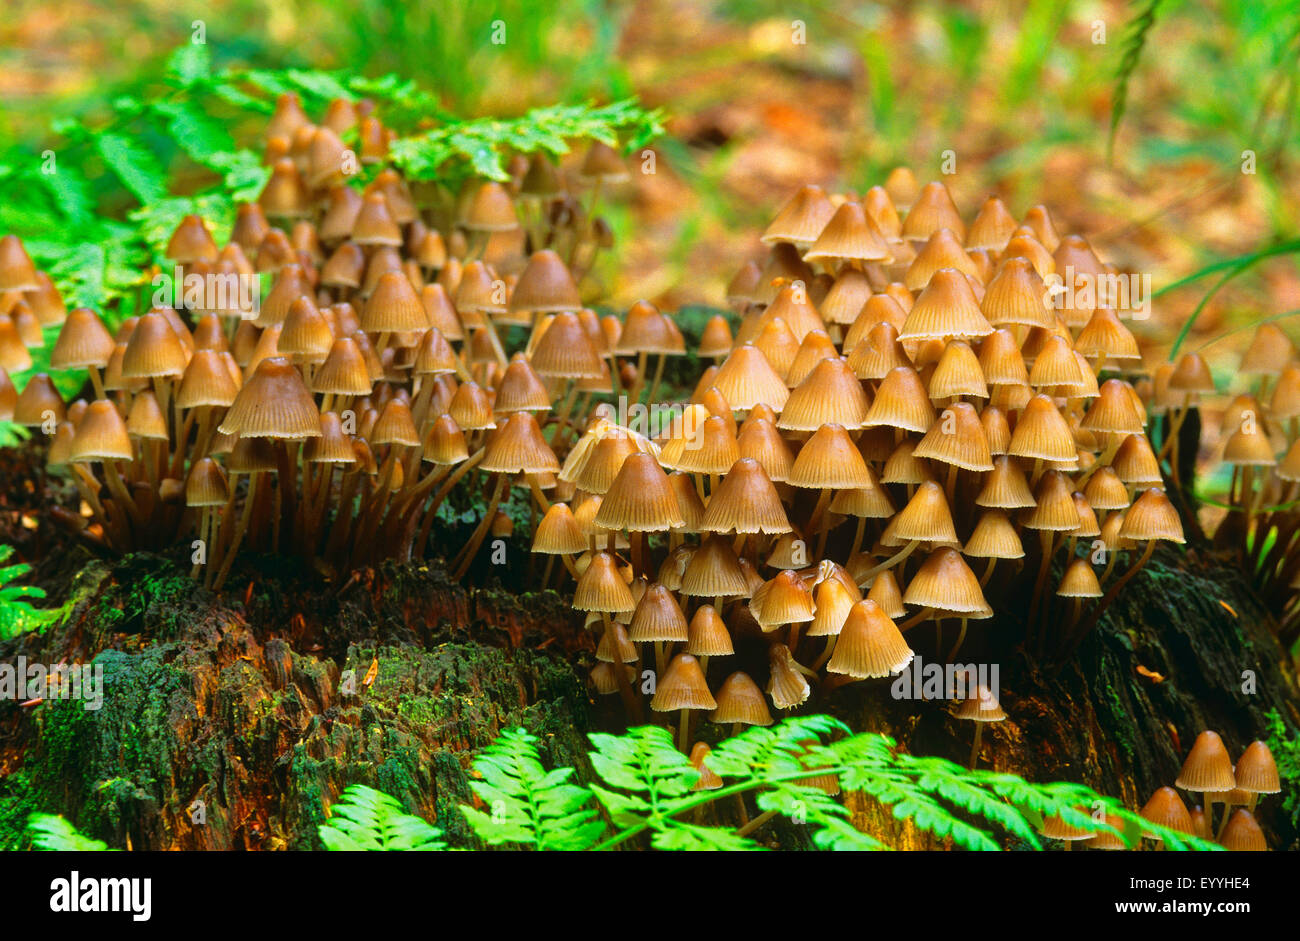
1, 101, 1197, 796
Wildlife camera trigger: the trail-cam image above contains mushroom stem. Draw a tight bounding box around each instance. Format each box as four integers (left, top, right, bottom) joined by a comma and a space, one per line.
1027, 529, 1054, 637
979, 556, 998, 587
898, 606, 935, 632
854, 538, 919, 585
969, 723, 983, 768
214, 472, 260, 590
677, 708, 690, 753
646, 353, 667, 407
1069, 539, 1157, 655
735, 809, 778, 838
946, 618, 968, 661
452, 473, 507, 579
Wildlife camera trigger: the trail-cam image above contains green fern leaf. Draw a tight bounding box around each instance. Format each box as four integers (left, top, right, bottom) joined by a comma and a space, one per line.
27, 814, 112, 851
319, 785, 446, 850
94, 132, 168, 205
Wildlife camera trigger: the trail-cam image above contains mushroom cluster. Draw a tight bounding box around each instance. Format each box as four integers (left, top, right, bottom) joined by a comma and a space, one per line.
1132, 731, 1281, 850
0, 92, 629, 588
1198, 328, 1300, 646
564, 173, 1182, 749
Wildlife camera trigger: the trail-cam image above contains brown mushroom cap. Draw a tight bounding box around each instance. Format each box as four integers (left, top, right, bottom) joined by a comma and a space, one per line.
218, 356, 322, 439
70, 399, 132, 462
711, 672, 773, 726
651, 654, 717, 712
1175, 730, 1236, 793
1140, 786, 1195, 839
826, 599, 914, 679
1233, 741, 1281, 794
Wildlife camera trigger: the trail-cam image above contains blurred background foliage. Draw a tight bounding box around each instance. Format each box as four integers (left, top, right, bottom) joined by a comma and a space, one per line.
2, 0, 1299, 384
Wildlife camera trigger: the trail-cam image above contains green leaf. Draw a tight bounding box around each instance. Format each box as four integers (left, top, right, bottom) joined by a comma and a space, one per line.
26, 814, 113, 851
166, 43, 212, 87
95, 132, 168, 205
319, 785, 446, 850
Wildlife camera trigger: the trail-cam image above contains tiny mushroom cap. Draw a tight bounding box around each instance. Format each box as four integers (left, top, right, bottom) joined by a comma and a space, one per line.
218, 356, 322, 439
1008, 395, 1077, 462
1175, 730, 1237, 793
826, 599, 914, 679
898, 268, 993, 342
687, 604, 734, 657
1139, 786, 1196, 839
863, 366, 935, 433
711, 344, 790, 411
964, 510, 1025, 559
1057, 559, 1103, 598
955, 684, 1006, 721
778, 357, 870, 431
1232, 741, 1281, 794
573, 551, 635, 613
629, 584, 689, 643
749, 570, 816, 630
305, 412, 357, 465
165, 214, 219, 263
1222, 422, 1277, 466
595, 451, 684, 531
1168, 352, 1216, 395
807, 576, 858, 637
981, 258, 1054, 329
903, 547, 992, 617
1082, 379, 1146, 436
1240, 323, 1294, 376
699, 458, 792, 535
121, 312, 189, 379
651, 654, 717, 712
901, 180, 965, 242
362, 271, 428, 334
681, 535, 750, 598
0, 235, 41, 292
482, 412, 561, 475
14, 375, 66, 427
914, 402, 994, 471
865, 569, 907, 617
185, 457, 230, 507
893, 480, 960, 544
70, 400, 133, 461
762, 184, 836, 246
1120, 489, 1186, 544
509, 250, 582, 314
1040, 809, 1095, 843
689, 743, 724, 791
532, 503, 588, 556
50, 308, 115, 369
711, 672, 773, 726
596, 621, 639, 664
1219, 810, 1268, 851
766, 643, 811, 709
788, 423, 875, 489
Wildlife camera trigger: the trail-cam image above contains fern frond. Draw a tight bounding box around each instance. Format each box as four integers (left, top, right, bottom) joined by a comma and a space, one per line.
26, 814, 112, 851
318, 785, 447, 850
461, 727, 604, 850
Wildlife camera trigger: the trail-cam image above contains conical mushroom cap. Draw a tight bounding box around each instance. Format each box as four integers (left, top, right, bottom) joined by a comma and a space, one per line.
899, 269, 992, 342
1140, 786, 1195, 838
955, 684, 1006, 721
788, 423, 874, 489
122, 312, 189, 379
903, 547, 991, 616
700, 458, 791, 534
736, 417, 795, 482
818, 268, 874, 326
532, 503, 587, 555
660, 414, 738, 475
807, 576, 858, 637
50, 308, 115, 370
1219, 809, 1267, 851
711, 344, 789, 411
573, 551, 635, 613
827, 599, 914, 678
531, 311, 604, 378
594, 451, 683, 531
762, 184, 836, 246
1233, 742, 1281, 794
863, 366, 935, 433
893, 481, 959, 544
711, 672, 772, 725
928, 340, 987, 400
681, 535, 750, 598
362, 271, 428, 333
1057, 559, 1103, 598
687, 604, 734, 657
804, 200, 891, 263
1024, 470, 1082, 532
509, 249, 581, 314
1082, 378, 1145, 435
1120, 488, 1185, 543
0, 235, 41, 292
964, 510, 1025, 559
1175, 730, 1236, 792
651, 655, 716, 712
749, 570, 815, 630
778, 357, 870, 431
1008, 394, 1076, 461
966, 196, 1018, 252
218, 356, 321, 438
905, 227, 980, 291
628, 584, 689, 642
865, 569, 906, 617
1239, 323, 1294, 376
913, 402, 994, 471
900, 181, 964, 243
481, 412, 560, 475
185, 457, 230, 506
981, 257, 1054, 329
70, 400, 133, 462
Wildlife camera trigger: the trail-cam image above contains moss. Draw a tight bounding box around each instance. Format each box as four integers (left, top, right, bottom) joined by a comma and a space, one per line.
0, 770, 35, 850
